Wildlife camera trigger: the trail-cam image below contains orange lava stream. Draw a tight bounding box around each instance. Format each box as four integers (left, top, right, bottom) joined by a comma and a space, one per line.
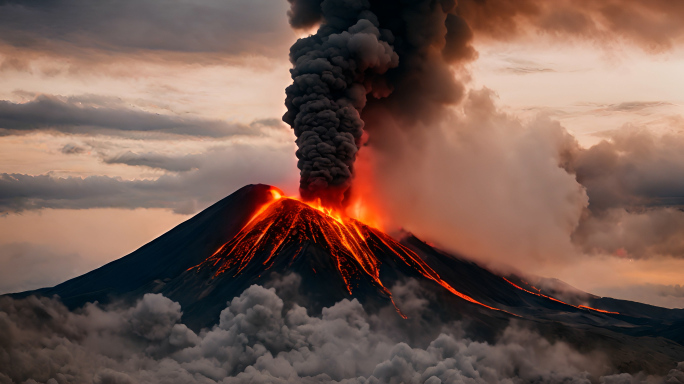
502, 277, 619, 315
190, 188, 502, 315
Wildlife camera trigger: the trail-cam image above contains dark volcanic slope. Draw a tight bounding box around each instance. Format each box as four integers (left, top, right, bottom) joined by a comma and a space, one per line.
11, 184, 276, 309
10, 184, 684, 373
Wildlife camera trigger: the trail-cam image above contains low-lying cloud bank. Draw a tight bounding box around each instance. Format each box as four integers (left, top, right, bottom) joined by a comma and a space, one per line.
0, 95, 278, 138
0, 142, 298, 215
1, 284, 683, 384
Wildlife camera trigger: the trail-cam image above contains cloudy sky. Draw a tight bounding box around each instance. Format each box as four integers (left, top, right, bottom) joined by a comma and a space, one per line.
1, 0, 684, 308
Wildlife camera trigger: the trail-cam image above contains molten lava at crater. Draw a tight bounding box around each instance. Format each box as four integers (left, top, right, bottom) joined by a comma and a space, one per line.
190, 188, 500, 314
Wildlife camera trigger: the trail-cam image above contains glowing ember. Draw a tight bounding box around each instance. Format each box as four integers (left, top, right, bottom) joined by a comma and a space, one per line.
190, 187, 501, 315
502, 278, 619, 315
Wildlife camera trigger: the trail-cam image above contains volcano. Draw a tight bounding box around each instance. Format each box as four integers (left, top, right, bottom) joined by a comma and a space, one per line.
12, 184, 684, 374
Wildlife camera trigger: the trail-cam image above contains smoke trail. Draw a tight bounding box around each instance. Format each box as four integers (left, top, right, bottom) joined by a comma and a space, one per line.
284, 0, 474, 206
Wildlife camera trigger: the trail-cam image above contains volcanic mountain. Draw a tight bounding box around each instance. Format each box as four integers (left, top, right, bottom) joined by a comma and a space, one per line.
12, 184, 684, 373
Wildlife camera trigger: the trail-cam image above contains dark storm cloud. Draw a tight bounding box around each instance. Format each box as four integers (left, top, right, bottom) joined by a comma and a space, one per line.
4, 282, 677, 383
103, 151, 202, 172
0, 0, 292, 58
0, 95, 265, 138
0, 144, 298, 215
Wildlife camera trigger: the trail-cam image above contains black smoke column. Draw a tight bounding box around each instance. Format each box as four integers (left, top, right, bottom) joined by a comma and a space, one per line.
283, 0, 398, 206
284, 0, 475, 207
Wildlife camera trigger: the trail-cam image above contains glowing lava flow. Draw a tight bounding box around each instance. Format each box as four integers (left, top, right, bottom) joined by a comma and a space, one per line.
190, 188, 501, 315
502, 277, 619, 315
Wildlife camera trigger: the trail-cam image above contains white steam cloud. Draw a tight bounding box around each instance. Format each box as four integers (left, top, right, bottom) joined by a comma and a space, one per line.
1, 281, 682, 383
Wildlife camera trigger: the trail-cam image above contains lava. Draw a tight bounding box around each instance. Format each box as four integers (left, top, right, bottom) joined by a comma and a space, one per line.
190, 187, 501, 315
502, 277, 619, 315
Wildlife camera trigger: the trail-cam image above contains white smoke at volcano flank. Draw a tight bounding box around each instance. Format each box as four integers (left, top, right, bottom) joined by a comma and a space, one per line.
1, 282, 682, 384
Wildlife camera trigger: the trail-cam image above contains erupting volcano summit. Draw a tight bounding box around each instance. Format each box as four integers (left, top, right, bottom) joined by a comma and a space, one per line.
190, 187, 500, 315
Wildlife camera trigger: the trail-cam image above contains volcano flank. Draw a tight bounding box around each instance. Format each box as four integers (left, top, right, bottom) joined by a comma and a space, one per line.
11, 184, 684, 374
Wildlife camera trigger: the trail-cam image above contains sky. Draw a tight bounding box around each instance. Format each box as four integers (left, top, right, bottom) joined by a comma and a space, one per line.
1, 0, 684, 309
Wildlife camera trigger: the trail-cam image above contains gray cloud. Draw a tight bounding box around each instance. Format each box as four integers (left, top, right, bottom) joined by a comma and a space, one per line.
103, 151, 202, 172
567, 129, 684, 213
560, 129, 684, 258
0, 95, 267, 138
605, 102, 675, 113
654, 284, 684, 298
0, 144, 298, 215
505, 66, 556, 74
61, 143, 88, 155
0, 0, 292, 59
499, 57, 557, 75
3, 282, 677, 384
572, 207, 684, 259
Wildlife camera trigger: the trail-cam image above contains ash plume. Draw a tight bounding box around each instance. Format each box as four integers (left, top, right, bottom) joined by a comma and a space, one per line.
284, 0, 473, 205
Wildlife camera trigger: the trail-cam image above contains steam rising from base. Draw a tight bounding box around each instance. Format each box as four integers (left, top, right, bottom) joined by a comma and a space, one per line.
4, 280, 680, 384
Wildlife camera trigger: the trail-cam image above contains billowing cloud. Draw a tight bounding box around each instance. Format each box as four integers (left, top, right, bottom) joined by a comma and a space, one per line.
568, 129, 684, 213
347, 81, 684, 269
565, 129, 684, 258
0, 95, 272, 138
351, 89, 588, 271
3, 283, 680, 383
0, 143, 299, 214
0, 0, 292, 59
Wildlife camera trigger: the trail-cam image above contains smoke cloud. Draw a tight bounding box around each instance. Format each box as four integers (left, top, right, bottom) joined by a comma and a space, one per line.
352, 86, 684, 271
283, 0, 399, 204
351, 89, 588, 270
283, 0, 684, 206
3, 281, 680, 384
281, 1, 684, 271
284, 0, 475, 205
